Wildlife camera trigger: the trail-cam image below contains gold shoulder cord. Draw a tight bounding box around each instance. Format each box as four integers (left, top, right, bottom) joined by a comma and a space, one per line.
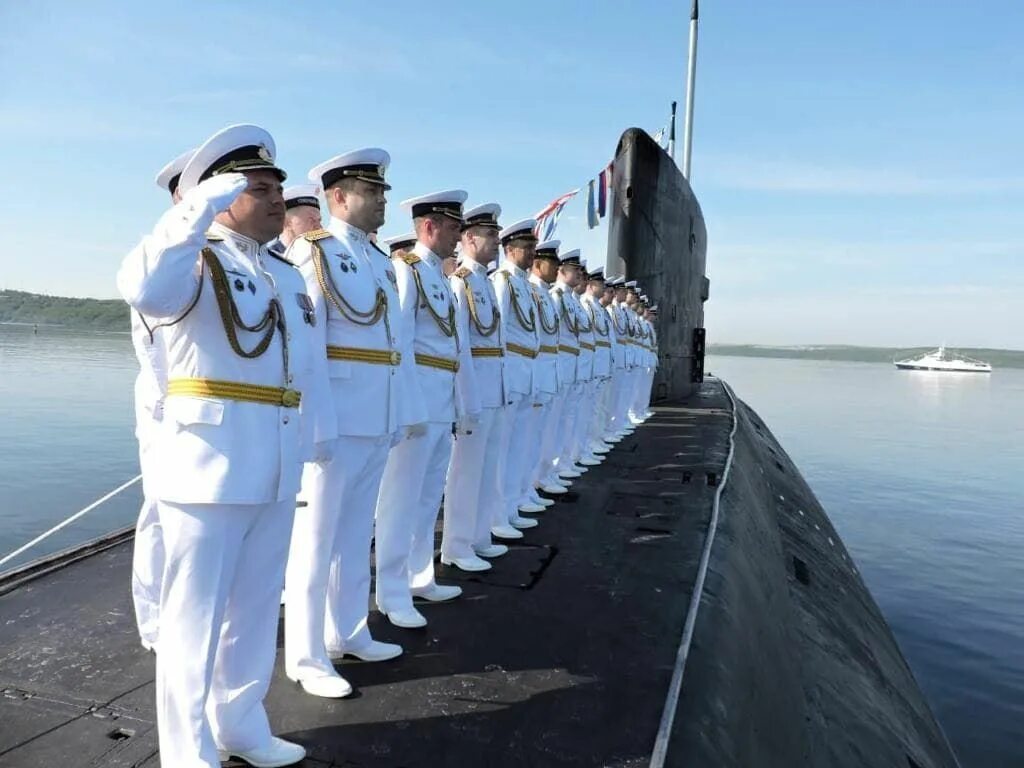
203, 248, 282, 360
459, 272, 499, 337
409, 260, 457, 339
310, 238, 395, 346
499, 271, 536, 332
533, 286, 559, 335
611, 306, 628, 335
575, 297, 593, 334
559, 291, 579, 335
589, 302, 609, 337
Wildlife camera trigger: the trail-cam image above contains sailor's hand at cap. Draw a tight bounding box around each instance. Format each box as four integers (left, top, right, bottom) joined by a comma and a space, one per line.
192, 172, 249, 213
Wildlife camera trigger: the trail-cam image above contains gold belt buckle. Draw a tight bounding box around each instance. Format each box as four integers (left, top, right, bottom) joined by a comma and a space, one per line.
389, 350, 400, 365
281, 389, 302, 408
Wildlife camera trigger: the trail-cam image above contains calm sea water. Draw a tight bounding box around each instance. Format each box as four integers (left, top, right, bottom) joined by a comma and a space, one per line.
0, 325, 1019, 766
708, 354, 1024, 768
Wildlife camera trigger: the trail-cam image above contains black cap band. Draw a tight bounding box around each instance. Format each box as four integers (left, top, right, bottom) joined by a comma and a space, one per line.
200, 145, 286, 183
285, 196, 320, 210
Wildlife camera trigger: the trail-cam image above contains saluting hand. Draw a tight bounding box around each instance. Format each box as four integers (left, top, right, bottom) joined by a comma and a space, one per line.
189, 172, 249, 213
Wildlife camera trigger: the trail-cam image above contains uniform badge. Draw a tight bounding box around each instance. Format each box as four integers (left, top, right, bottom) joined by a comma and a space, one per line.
247, 280, 256, 294
296, 293, 316, 326
386, 269, 397, 287
340, 262, 350, 273
234, 278, 245, 292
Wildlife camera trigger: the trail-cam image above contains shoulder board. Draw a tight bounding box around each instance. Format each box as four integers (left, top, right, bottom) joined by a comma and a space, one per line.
454, 266, 472, 279
400, 253, 421, 266
267, 251, 298, 268
302, 228, 333, 242
206, 233, 224, 242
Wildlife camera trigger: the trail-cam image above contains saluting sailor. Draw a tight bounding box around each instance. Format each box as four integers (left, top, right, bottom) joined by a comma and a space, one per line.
440, 203, 510, 571
530, 240, 571, 497
490, 219, 542, 538
283, 149, 413, 699
129, 146, 194, 655
580, 265, 615, 458
117, 123, 332, 768
375, 190, 479, 629
268, 183, 323, 256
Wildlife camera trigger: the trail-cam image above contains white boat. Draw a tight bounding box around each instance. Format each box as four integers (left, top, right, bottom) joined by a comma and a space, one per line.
894, 346, 992, 373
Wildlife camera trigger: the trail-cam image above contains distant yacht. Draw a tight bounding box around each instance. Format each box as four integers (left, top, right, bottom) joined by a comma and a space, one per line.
894, 346, 992, 373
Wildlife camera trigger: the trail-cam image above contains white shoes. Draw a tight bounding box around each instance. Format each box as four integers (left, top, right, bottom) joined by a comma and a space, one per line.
491, 524, 524, 540
412, 583, 463, 602
534, 495, 555, 508
558, 468, 582, 479
510, 514, 539, 529
292, 673, 353, 699
218, 737, 306, 767
540, 482, 568, 495
441, 554, 493, 572
517, 501, 546, 513
384, 607, 428, 628
330, 639, 403, 662
475, 543, 509, 558
578, 455, 602, 466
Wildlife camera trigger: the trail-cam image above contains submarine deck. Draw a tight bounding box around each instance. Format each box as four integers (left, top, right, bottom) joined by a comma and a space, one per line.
0, 377, 958, 767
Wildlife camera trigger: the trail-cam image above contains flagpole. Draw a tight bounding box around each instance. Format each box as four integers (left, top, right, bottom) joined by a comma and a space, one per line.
681, 0, 699, 179
668, 101, 677, 160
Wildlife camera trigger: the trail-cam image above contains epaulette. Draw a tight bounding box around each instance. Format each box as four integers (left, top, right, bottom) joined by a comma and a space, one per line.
267, 251, 298, 268
302, 228, 333, 242
206, 233, 224, 242
401, 253, 421, 266
453, 266, 472, 279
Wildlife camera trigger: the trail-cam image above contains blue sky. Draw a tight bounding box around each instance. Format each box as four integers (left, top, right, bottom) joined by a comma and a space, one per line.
1, 1, 1022, 348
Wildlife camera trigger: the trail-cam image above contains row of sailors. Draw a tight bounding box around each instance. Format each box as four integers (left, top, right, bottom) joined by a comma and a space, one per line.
118, 124, 659, 768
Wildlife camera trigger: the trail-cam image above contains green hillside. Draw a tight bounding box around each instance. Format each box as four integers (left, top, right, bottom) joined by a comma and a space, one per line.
0, 290, 127, 331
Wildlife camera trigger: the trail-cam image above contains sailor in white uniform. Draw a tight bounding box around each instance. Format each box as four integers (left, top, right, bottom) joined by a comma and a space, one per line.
568, 254, 600, 468
550, 250, 587, 480
129, 146, 194, 654
607, 277, 635, 440
490, 219, 542, 536
521, 241, 562, 512
375, 190, 479, 629
383, 232, 417, 259
117, 124, 332, 768
283, 149, 411, 699
642, 304, 660, 415
623, 281, 644, 424
440, 203, 509, 571
268, 183, 323, 256
600, 275, 624, 442
530, 240, 571, 497
580, 265, 615, 458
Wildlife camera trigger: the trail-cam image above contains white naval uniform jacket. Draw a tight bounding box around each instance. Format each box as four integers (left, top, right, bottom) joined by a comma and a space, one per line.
570, 290, 595, 384
287, 217, 425, 437
393, 243, 478, 424
624, 306, 641, 369
581, 294, 612, 379
608, 301, 628, 371
491, 261, 539, 402
649, 324, 660, 368
450, 260, 505, 410
117, 212, 334, 506
527, 274, 561, 397
551, 280, 579, 389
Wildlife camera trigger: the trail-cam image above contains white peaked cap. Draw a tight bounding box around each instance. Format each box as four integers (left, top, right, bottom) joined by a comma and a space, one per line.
463, 202, 502, 229
308, 147, 391, 190
383, 232, 417, 250
401, 189, 468, 221
155, 147, 197, 193
283, 183, 321, 208
178, 123, 284, 196
499, 218, 538, 242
